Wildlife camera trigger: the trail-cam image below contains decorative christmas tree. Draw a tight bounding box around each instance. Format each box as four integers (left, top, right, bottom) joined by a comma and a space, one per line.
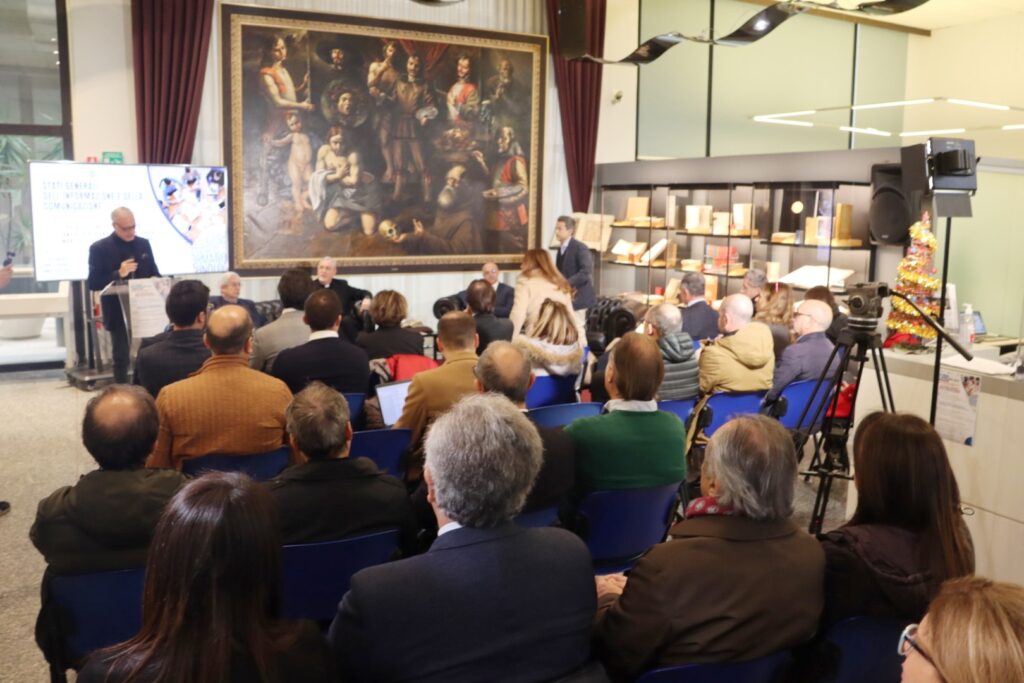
886, 214, 941, 344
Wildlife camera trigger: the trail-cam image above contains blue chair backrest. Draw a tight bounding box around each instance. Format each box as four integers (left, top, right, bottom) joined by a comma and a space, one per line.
515, 506, 560, 528
349, 428, 411, 478
824, 616, 908, 683
344, 392, 367, 426
692, 338, 701, 352
657, 399, 697, 424
281, 529, 400, 622
528, 402, 603, 428
526, 374, 579, 409
49, 567, 146, 663
636, 649, 791, 682
578, 483, 680, 573
704, 391, 768, 436
777, 380, 833, 431
181, 445, 290, 481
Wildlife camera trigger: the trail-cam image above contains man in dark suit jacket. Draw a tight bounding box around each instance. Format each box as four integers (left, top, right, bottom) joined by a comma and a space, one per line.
87, 207, 161, 382
268, 383, 417, 552
678, 271, 720, 342
329, 394, 595, 683
464, 279, 513, 355
208, 271, 266, 327
133, 280, 211, 397
482, 262, 515, 318
554, 215, 596, 320
271, 289, 370, 395
315, 256, 371, 341
766, 299, 838, 402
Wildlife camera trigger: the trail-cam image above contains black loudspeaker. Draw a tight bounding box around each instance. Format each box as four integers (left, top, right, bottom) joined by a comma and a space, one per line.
557, 0, 588, 59
869, 163, 912, 245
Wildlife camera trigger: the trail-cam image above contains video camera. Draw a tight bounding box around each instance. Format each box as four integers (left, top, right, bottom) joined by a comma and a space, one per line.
846, 282, 890, 331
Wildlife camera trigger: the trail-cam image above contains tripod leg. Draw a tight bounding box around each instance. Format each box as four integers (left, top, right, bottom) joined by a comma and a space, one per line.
875, 344, 897, 412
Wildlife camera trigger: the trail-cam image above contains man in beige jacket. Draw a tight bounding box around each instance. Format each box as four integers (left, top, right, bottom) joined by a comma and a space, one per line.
698, 294, 775, 394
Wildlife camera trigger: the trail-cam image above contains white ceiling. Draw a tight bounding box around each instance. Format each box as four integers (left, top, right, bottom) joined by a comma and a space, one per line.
829, 0, 1024, 32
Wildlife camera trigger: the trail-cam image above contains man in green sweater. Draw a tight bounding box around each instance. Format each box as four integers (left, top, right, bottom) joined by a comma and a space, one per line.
567, 332, 686, 491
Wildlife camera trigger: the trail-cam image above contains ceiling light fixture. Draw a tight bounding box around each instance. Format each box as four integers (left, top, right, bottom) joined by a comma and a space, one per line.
899, 128, 967, 138
754, 116, 813, 127
754, 109, 816, 119
840, 126, 891, 137
851, 98, 934, 111
1002, 124, 1024, 130
947, 98, 1009, 111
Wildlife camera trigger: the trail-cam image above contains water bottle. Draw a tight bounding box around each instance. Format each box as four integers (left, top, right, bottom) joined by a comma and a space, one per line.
960, 304, 975, 351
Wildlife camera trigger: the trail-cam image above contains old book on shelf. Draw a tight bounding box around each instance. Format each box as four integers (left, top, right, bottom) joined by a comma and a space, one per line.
751, 259, 781, 281
666, 195, 678, 228
633, 216, 666, 228
732, 203, 753, 235
771, 232, 797, 244
665, 277, 682, 304
680, 259, 703, 272
685, 205, 713, 231
712, 211, 730, 236
626, 196, 650, 220
780, 265, 855, 290
638, 238, 669, 266
834, 202, 853, 240
576, 213, 614, 251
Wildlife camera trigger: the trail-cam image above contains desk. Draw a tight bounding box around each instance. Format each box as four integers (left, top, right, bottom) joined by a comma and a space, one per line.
854, 349, 1024, 584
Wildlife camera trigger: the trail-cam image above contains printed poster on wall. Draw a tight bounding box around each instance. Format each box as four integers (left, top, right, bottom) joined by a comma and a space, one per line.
935, 369, 981, 447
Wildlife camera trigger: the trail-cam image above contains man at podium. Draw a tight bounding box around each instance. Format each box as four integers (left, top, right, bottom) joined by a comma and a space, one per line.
88, 207, 161, 382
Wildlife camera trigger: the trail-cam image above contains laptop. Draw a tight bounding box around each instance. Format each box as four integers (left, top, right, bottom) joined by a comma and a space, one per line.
376, 379, 412, 428
973, 311, 1018, 344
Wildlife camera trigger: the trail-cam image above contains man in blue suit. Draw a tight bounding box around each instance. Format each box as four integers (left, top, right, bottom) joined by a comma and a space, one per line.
555, 215, 596, 326
329, 393, 596, 683
766, 299, 839, 402
678, 271, 720, 342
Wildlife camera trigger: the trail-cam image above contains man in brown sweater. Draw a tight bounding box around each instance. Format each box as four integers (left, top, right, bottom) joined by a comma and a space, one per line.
147, 305, 292, 470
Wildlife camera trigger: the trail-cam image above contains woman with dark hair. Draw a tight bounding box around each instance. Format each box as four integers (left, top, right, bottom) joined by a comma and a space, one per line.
819, 412, 974, 626
77, 472, 336, 683
356, 289, 424, 359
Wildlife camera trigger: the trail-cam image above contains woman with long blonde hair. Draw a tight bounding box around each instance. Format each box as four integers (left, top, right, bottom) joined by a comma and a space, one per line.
508, 249, 581, 341
754, 281, 795, 359
513, 298, 583, 376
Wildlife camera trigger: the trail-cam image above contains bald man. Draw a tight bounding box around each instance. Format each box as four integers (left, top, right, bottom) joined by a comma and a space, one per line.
147, 305, 292, 470
481, 262, 515, 318
88, 207, 161, 382
766, 298, 839, 402
697, 294, 774, 394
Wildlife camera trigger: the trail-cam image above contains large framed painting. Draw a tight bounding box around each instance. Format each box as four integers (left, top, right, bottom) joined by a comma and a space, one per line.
222, 4, 547, 273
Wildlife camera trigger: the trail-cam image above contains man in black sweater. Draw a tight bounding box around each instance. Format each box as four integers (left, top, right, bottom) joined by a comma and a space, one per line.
134, 279, 211, 397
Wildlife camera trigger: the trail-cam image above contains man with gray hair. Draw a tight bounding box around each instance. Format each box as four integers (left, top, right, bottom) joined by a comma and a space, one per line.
698, 294, 774, 394
740, 268, 768, 305
209, 271, 266, 327
678, 271, 719, 341
314, 255, 372, 341
268, 382, 416, 548
594, 415, 825, 679
644, 303, 699, 401
766, 298, 838, 402
329, 393, 596, 682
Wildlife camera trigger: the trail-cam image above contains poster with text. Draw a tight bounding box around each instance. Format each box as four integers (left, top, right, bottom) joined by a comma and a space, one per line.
935, 369, 981, 447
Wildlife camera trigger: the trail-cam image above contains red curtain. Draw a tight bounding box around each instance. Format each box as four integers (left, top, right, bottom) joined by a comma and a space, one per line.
131, 0, 215, 163
545, 0, 606, 213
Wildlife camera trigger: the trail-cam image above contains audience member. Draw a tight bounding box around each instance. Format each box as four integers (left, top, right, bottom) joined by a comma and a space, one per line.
804, 285, 849, 344
464, 278, 513, 354
509, 248, 582, 341
208, 271, 266, 327
594, 415, 824, 679
477, 342, 574, 513
250, 268, 314, 373
754, 282, 795, 360
77, 473, 337, 683
314, 256, 372, 342
566, 333, 686, 492
268, 383, 417, 550
147, 305, 292, 470
481, 261, 515, 317
271, 289, 370, 395
820, 412, 974, 626
356, 289, 424, 359
766, 298, 839, 402
740, 268, 768, 306
644, 303, 698, 401
32, 386, 187, 672
395, 311, 478, 454
698, 294, 774, 394
513, 298, 582, 377
133, 279, 211, 397
329, 394, 595, 682
554, 215, 597, 325
678, 271, 719, 342
900, 577, 1024, 683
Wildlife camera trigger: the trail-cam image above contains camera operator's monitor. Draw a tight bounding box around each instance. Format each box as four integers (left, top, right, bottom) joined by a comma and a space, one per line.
28, 161, 230, 282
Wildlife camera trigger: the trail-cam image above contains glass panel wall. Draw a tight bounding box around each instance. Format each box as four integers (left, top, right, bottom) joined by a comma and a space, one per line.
851, 25, 908, 149
0, 0, 64, 125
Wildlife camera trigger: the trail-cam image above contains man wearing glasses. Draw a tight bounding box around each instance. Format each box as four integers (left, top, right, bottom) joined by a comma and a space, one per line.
765, 298, 838, 403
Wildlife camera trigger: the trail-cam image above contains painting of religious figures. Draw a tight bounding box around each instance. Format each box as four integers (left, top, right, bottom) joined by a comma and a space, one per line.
222, 5, 547, 273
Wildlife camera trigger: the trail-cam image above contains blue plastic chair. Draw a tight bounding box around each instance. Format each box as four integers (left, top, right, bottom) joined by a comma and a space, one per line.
349, 428, 411, 478
703, 391, 768, 437
636, 649, 792, 682
515, 505, 560, 528
281, 529, 400, 622
181, 445, 290, 481
344, 392, 367, 427
526, 374, 579, 409
776, 379, 834, 431
576, 483, 680, 573
49, 567, 145, 664
823, 616, 908, 683
528, 402, 602, 427
658, 399, 697, 424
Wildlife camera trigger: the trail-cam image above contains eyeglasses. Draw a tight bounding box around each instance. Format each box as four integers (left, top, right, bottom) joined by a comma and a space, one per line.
898, 623, 942, 674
